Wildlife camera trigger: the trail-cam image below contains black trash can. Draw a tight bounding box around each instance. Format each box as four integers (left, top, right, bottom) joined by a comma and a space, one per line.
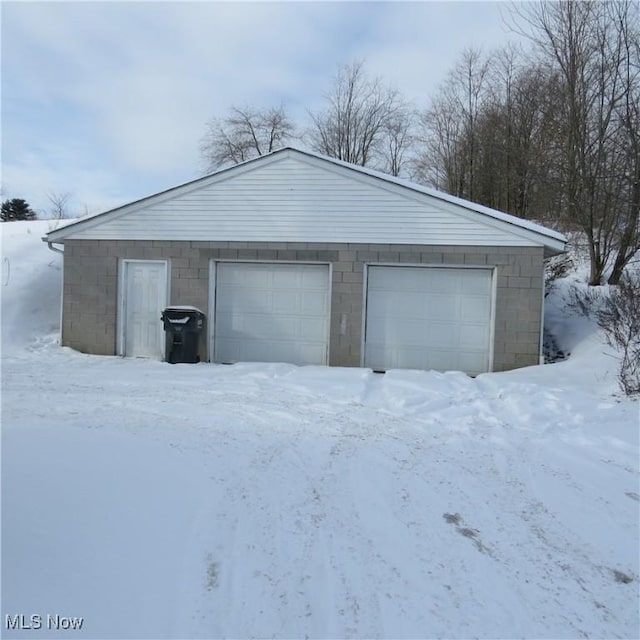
161, 306, 206, 364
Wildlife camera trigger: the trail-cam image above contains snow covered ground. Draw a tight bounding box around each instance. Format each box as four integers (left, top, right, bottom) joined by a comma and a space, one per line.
2, 221, 638, 639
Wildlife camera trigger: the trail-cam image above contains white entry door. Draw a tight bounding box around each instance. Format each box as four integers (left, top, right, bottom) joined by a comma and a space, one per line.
213, 262, 330, 366
121, 260, 168, 358
364, 266, 493, 375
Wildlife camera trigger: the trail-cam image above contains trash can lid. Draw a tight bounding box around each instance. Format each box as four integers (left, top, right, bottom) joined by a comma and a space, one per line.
163, 305, 205, 314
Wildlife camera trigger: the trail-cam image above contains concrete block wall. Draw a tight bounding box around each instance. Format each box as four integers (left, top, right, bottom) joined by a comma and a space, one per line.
61, 240, 544, 372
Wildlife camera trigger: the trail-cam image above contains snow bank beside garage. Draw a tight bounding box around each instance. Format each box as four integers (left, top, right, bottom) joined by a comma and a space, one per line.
1, 220, 64, 354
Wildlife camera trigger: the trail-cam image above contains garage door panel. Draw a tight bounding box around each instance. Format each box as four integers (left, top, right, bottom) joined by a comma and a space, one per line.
214, 263, 329, 366
429, 350, 457, 371
300, 317, 327, 335
219, 290, 270, 312
272, 291, 300, 314
395, 348, 427, 370
459, 324, 489, 348
426, 295, 458, 320
301, 291, 329, 315
218, 338, 326, 365
460, 296, 491, 320
301, 269, 328, 288
275, 269, 301, 287
459, 351, 488, 373
460, 270, 492, 293
428, 323, 458, 348
365, 266, 493, 375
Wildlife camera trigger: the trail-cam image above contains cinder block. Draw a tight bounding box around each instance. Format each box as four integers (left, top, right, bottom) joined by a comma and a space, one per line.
142, 247, 164, 259
398, 253, 421, 263
187, 278, 206, 291
519, 263, 543, 278
256, 250, 278, 260
421, 253, 444, 263
276, 250, 297, 260
529, 276, 543, 290
508, 276, 530, 288
486, 254, 511, 265
332, 282, 355, 294
464, 254, 488, 265
180, 247, 200, 259
342, 271, 363, 283
170, 257, 189, 269
296, 251, 318, 261
500, 263, 521, 276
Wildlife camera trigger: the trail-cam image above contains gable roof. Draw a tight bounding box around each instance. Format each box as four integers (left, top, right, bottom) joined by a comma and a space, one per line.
46, 147, 566, 256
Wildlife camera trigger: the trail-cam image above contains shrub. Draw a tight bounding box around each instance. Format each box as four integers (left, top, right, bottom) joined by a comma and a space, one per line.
544, 254, 574, 297
597, 273, 640, 396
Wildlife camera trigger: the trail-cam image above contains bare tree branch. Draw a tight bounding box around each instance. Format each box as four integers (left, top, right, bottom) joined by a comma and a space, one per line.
47, 191, 71, 220
308, 60, 411, 171
200, 104, 296, 171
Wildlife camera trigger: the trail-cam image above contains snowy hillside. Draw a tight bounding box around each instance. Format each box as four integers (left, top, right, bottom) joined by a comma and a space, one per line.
1, 220, 638, 639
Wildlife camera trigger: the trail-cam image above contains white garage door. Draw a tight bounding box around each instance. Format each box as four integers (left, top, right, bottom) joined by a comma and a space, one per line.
214, 262, 330, 366
364, 266, 493, 374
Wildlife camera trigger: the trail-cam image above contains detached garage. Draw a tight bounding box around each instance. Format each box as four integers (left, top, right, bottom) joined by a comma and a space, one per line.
45, 147, 566, 374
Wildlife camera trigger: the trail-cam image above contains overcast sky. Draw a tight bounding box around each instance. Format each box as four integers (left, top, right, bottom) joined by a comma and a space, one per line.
2, 1, 525, 217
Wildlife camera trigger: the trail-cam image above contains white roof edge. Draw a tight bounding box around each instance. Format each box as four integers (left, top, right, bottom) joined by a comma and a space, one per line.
46, 147, 567, 251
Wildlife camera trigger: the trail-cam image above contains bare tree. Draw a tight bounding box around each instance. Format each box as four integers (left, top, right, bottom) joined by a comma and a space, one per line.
413, 48, 493, 198
47, 191, 71, 219
381, 106, 415, 176
308, 60, 408, 168
200, 104, 296, 171
414, 42, 569, 228
608, 0, 640, 284
412, 89, 465, 190
512, 0, 640, 284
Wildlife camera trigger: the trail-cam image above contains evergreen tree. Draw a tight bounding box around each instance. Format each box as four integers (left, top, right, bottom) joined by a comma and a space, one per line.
1, 198, 37, 222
